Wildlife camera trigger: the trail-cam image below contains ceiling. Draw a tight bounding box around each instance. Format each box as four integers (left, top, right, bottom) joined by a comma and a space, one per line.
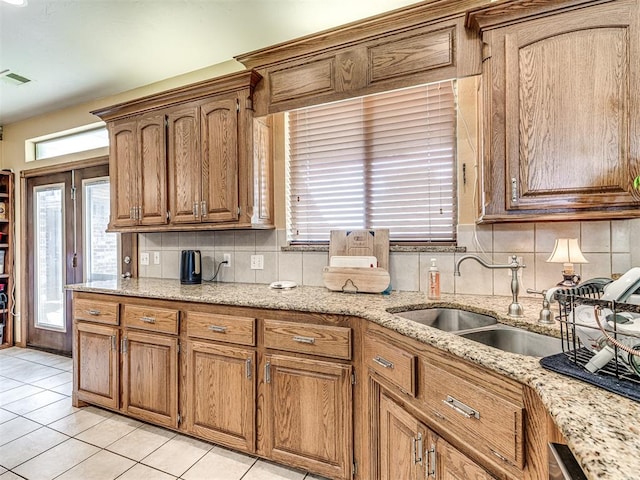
0, 0, 423, 126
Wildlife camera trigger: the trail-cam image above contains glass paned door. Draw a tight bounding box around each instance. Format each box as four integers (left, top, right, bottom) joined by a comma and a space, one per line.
83, 178, 118, 282
26, 164, 115, 355
34, 184, 66, 331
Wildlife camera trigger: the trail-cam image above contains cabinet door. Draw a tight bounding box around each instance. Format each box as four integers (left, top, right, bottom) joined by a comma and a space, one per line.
137, 114, 168, 226
75, 322, 119, 409
122, 330, 179, 428
167, 105, 202, 224
264, 354, 352, 480
184, 340, 255, 453
109, 119, 138, 228
200, 96, 239, 223
480, 0, 640, 220
429, 431, 493, 480
379, 392, 426, 480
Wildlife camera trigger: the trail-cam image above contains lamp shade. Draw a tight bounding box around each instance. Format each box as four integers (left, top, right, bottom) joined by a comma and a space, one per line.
546, 238, 588, 264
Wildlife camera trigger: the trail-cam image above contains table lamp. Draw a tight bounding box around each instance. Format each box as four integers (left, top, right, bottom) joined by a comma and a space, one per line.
546, 238, 588, 287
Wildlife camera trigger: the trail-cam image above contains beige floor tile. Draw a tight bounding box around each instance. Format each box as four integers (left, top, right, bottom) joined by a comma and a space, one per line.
0, 416, 41, 446
0, 408, 17, 424
76, 414, 142, 448
48, 406, 113, 436
12, 438, 100, 480
0, 426, 68, 469
0, 467, 5, 475
141, 434, 212, 477
0, 471, 24, 480
23, 397, 79, 425
32, 371, 72, 389
0, 384, 43, 406
106, 423, 176, 461
182, 446, 257, 480
2, 389, 67, 415
56, 449, 135, 480
117, 463, 177, 480
243, 459, 306, 480
0, 377, 23, 393
3, 364, 63, 383
50, 381, 73, 396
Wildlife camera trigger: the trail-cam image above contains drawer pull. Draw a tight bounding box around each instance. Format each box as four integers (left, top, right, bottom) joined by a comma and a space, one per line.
373, 355, 394, 369
293, 335, 315, 344
208, 325, 227, 333
490, 448, 510, 464
88, 309, 101, 316
140, 316, 156, 324
443, 395, 480, 419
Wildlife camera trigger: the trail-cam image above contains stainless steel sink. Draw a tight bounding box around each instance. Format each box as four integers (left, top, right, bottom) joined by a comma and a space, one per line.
394, 308, 497, 332
458, 325, 563, 357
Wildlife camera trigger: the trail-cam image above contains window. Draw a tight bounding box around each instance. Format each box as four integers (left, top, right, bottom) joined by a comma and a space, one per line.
34, 127, 108, 160
286, 80, 457, 244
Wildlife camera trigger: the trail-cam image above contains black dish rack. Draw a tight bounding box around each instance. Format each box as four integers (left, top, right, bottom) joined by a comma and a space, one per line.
539, 281, 640, 402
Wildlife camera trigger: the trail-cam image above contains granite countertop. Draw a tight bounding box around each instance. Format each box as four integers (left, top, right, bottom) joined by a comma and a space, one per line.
67, 278, 640, 480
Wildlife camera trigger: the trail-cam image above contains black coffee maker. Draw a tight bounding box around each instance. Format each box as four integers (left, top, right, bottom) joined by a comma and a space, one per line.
180, 250, 202, 285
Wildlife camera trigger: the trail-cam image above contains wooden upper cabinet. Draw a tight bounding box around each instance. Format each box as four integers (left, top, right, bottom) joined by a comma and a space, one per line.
137, 114, 168, 226
200, 96, 239, 223
109, 119, 138, 228
92, 70, 272, 232
469, 0, 640, 222
108, 115, 168, 229
236, 3, 484, 115
167, 105, 201, 224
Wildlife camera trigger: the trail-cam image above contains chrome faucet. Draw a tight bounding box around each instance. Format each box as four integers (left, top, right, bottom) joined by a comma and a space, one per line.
454, 254, 526, 318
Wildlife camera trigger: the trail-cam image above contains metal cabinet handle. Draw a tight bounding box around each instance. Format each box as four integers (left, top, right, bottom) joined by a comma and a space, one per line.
88, 309, 101, 316
193, 202, 200, 219
140, 316, 156, 324
427, 445, 436, 478
111, 335, 117, 351
246, 358, 252, 379
412, 433, 423, 464
130, 207, 135, 220
293, 335, 315, 344
373, 355, 394, 369
208, 325, 227, 333
443, 395, 480, 419
201, 200, 207, 218
265, 361, 271, 384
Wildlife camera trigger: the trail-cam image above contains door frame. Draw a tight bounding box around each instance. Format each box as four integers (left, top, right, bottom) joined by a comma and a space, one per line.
19, 157, 137, 349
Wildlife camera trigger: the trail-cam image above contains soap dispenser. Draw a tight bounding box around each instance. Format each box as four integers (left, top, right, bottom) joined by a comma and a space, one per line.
428, 258, 441, 300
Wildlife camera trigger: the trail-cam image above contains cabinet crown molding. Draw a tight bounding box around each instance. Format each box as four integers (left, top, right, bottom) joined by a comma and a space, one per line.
235, 0, 489, 69
465, 0, 617, 32
91, 70, 262, 122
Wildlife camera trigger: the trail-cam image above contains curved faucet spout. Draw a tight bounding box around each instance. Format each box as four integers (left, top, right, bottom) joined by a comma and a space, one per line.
454, 254, 526, 318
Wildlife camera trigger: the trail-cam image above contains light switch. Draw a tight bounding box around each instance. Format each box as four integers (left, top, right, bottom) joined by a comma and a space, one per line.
153, 252, 160, 264
140, 252, 149, 265
251, 255, 264, 270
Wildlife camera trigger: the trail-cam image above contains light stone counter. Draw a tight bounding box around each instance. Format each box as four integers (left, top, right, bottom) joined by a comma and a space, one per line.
67, 278, 640, 480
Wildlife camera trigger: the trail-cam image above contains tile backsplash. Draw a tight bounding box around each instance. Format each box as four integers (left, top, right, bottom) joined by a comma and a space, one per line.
138, 219, 640, 297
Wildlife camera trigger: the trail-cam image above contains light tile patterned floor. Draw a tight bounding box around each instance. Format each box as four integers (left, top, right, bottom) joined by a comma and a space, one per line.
0, 347, 329, 480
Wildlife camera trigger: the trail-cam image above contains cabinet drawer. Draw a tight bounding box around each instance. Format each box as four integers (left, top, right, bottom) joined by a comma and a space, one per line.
263, 319, 351, 360
123, 304, 179, 334
74, 299, 119, 325
186, 312, 255, 346
421, 361, 524, 468
364, 331, 416, 396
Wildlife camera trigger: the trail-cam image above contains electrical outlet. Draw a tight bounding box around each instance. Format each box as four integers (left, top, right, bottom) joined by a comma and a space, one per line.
140, 252, 150, 265
251, 254, 264, 270
153, 252, 160, 264
223, 253, 231, 268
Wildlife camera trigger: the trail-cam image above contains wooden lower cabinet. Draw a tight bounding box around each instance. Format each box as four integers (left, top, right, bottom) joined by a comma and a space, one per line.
74, 322, 119, 410
379, 392, 427, 479
263, 354, 353, 480
122, 329, 179, 428
184, 340, 255, 452
376, 388, 492, 480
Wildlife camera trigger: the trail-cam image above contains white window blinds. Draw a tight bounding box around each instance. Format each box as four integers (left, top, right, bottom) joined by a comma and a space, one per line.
286, 80, 457, 243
